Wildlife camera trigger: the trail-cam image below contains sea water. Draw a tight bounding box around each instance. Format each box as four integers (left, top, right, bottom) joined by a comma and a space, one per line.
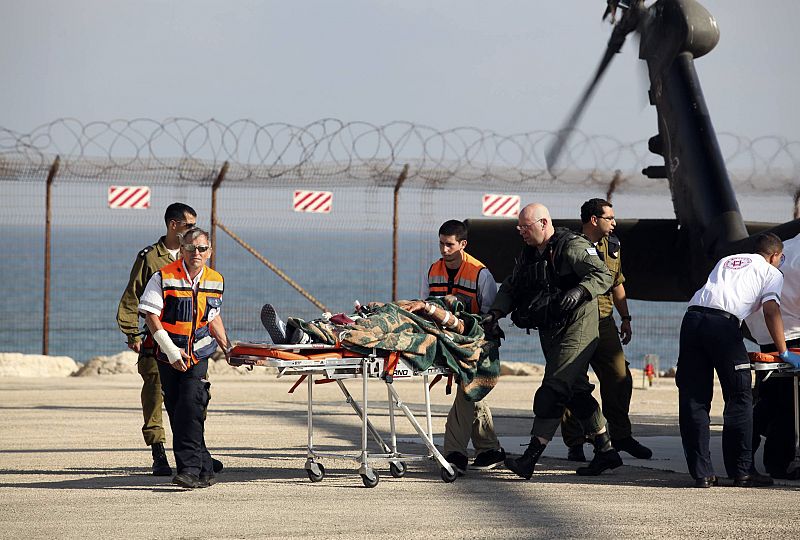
0, 224, 691, 369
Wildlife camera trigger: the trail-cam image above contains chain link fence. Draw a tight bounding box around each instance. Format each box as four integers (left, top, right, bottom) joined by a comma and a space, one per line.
1, 119, 798, 369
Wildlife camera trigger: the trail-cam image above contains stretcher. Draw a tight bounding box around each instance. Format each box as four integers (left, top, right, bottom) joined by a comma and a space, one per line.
749, 350, 800, 476
228, 342, 458, 487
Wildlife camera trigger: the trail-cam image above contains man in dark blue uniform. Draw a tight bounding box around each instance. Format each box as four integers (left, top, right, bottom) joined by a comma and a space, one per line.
677, 233, 800, 488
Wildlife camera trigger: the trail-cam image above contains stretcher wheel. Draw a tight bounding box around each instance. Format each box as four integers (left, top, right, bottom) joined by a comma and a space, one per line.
389, 462, 407, 478
360, 470, 380, 488
306, 463, 325, 483
440, 466, 457, 483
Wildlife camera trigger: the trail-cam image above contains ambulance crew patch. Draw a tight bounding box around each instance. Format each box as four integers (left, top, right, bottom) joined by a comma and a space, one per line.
724, 257, 752, 270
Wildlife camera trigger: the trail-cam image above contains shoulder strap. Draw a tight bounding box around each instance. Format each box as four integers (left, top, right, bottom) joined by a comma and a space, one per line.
550, 228, 578, 265
607, 234, 621, 259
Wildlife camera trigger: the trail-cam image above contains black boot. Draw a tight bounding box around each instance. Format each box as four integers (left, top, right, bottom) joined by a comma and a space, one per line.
567, 444, 587, 462
151, 442, 173, 476
504, 438, 546, 480
576, 432, 623, 476
612, 436, 653, 459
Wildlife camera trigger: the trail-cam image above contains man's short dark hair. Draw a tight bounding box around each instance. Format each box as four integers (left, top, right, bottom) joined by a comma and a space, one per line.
438, 220, 468, 241
164, 203, 197, 226
580, 198, 613, 224
754, 232, 783, 256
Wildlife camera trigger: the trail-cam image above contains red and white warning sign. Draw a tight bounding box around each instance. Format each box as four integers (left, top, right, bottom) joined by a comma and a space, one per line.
293, 190, 332, 213
482, 193, 520, 217
108, 186, 151, 209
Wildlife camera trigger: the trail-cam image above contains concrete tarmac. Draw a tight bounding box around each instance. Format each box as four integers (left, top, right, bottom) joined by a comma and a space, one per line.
0, 374, 797, 539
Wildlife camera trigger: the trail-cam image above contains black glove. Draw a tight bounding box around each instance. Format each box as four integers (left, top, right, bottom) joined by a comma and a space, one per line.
481, 310, 502, 325
559, 286, 586, 311
481, 310, 505, 341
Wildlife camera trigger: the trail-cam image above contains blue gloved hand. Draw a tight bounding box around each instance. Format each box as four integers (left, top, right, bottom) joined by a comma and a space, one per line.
779, 350, 800, 369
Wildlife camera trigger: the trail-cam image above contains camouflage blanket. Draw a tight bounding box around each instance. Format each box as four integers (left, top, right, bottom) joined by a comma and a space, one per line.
287, 296, 499, 401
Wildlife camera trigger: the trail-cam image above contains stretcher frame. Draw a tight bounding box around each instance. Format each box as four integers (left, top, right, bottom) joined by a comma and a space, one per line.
228, 342, 457, 487
751, 361, 800, 475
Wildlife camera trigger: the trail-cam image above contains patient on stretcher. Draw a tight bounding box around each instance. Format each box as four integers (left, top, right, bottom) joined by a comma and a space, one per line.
262, 298, 467, 345
259, 296, 499, 401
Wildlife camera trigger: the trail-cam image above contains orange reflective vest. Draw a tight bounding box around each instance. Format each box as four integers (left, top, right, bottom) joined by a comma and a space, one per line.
156, 260, 224, 366
427, 252, 485, 314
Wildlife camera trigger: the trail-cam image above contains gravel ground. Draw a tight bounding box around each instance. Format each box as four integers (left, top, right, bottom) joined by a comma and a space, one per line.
0, 374, 797, 539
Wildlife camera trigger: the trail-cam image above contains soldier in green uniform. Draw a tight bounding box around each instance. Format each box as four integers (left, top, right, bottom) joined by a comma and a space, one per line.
561, 199, 652, 461
117, 202, 197, 475
484, 203, 621, 479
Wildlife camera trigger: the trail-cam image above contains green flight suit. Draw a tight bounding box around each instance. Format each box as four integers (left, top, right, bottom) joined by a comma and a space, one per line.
493, 228, 613, 440
562, 235, 634, 445
117, 236, 175, 446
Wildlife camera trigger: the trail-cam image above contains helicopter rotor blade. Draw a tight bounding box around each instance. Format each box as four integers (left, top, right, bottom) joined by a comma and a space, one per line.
546, 6, 641, 174
545, 45, 618, 173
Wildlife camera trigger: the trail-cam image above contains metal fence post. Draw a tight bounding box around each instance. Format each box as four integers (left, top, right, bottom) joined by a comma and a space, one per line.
392, 164, 409, 301
210, 161, 229, 270
42, 155, 61, 355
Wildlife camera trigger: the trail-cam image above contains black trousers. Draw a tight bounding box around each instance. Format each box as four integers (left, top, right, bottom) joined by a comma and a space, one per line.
752, 337, 800, 477
676, 310, 753, 479
157, 358, 213, 477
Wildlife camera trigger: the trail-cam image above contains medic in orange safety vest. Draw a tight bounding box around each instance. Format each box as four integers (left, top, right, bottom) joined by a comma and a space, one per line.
428, 251, 486, 315
154, 259, 224, 366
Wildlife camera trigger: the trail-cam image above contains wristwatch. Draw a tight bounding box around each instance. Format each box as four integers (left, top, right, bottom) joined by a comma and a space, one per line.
621, 315, 632, 321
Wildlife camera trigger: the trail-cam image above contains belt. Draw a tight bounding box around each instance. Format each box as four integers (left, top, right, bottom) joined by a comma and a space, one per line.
687, 305, 739, 325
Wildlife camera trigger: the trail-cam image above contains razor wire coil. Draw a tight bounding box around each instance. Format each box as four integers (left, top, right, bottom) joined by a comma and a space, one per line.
1, 118, 798, 192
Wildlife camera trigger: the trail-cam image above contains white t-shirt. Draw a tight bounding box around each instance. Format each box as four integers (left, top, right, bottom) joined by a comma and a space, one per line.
689, 252, 783, 322
138, 263, 219, 322
745, 235, 800, 344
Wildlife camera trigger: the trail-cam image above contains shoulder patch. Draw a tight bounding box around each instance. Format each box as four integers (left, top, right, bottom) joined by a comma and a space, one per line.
607, 235, 621, 259
586, 247, 598, 256
138, 245, 154, 258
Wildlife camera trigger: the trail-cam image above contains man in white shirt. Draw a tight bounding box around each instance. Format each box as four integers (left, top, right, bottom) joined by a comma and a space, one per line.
744, 232, 800, 479
677, 233, 800, 488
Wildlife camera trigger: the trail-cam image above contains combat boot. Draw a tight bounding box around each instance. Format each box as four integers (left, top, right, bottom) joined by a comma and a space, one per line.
576, 432, 623, 476
504, 438, 546, 480
567, 444, 587, 462
151, 442, 172, 476
612, 436, 653, 459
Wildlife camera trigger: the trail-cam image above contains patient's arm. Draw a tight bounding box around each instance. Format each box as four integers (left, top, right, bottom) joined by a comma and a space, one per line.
395, 299, 465, 334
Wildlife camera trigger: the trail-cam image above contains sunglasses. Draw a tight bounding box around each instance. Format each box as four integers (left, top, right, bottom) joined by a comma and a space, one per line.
182, 244, 210, 253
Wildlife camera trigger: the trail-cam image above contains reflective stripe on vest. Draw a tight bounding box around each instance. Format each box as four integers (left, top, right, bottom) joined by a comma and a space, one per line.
158, 260, 224, 366
427, 252, 485, 314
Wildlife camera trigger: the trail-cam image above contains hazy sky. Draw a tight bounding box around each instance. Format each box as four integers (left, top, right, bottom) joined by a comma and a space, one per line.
1, 0, 798, 143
